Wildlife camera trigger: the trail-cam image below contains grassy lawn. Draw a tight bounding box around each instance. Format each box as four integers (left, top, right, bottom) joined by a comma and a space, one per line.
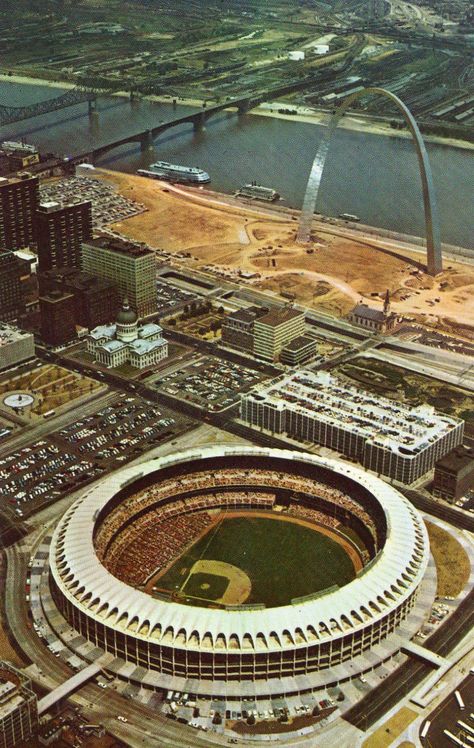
337, 358, 474, 433
425, 521, 471, 597
158, 515, 355, 607
362, 707, 418, 748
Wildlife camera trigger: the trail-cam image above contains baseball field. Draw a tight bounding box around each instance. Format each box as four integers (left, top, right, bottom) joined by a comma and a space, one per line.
153, 514, 357, 607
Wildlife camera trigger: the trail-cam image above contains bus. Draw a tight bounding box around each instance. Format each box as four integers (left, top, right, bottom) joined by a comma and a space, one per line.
420, 720, 431, 739
458, 721, 474, 737
444, 730, 468, 747
43, 409, 56, 419
455, 690, 465, 710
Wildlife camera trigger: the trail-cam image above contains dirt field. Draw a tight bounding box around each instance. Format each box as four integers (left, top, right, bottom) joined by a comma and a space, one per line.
425, 521, 471, 597
100, 170, 474, 336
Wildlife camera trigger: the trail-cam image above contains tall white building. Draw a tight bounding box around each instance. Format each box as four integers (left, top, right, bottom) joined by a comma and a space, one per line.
253, 307, 305, 362
241, 370, 464, 483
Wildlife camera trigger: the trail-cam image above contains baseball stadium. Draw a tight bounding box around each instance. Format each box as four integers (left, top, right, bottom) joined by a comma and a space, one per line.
47, 446, 433, 699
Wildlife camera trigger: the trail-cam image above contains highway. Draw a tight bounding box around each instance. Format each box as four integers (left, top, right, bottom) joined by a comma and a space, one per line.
344, 587, 474, 729
3, 544, 234, 747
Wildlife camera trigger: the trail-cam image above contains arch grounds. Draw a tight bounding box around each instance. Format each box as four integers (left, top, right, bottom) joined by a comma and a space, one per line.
297, 86, 442, 276
47, 447, 434, 699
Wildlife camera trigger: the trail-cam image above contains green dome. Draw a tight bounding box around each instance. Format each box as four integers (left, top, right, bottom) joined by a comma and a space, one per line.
116, 298, 138, 325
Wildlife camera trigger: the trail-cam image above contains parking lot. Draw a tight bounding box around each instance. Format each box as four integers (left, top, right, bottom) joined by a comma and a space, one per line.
39, 176, 146, 229
155, 356, 268, 412
156, 279, 197, 317
0, 396, 191, 518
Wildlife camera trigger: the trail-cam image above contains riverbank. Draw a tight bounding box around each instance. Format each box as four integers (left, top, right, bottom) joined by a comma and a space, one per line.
93, 167, 474, 334
1, 72, 473, 152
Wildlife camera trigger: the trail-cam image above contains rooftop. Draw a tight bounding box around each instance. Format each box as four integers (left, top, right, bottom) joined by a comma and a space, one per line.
351, 304, 386, 322
282, 334, 316, 352
245, 370, 461, 456
86, 236, 153, 258
255, 307, 305, 328
0, 324, 33, 346
436, 446, 474, 474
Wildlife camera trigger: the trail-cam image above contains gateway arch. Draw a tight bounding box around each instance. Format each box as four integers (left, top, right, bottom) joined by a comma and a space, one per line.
297, 87, 442, 276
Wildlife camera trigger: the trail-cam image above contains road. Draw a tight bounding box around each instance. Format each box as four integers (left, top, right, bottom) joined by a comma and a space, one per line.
344, 587, 474, 729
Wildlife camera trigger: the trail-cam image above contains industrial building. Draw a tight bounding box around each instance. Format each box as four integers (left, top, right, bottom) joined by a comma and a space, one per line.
253, 307, 306, 362
0, 173, 39, 251
0, 324, 35, 372
240, 371, 464, 483
0, 662, 38, 748
433, 446, 474, 501
81, 237, 157, 318
36, 200, 92, 272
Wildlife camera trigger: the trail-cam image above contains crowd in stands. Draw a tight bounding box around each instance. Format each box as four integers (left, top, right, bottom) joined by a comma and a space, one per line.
112, 511, 213, 587
93, 467, 379, 586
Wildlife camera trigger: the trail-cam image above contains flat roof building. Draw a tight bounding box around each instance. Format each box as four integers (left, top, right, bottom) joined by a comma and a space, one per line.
38, 267, 119, 329
280, 334, 318, 366
36, 200, 92, 272
81, 237, 157, 318
39, 290, 76, 347
0, 324, 35, 372
253, 307, 306, 362
433, 446, 474, 502
241, 370, 464, 484
0, 173, 39, 251
221, 306, 267, 353
0, 662, 38, 748
0, 251, 25, 323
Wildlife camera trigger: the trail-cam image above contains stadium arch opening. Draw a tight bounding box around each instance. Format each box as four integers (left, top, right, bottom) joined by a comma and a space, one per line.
297, 86, 443, 276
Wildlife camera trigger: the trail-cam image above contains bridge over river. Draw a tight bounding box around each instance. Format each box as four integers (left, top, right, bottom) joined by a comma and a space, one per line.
72, 76, 330, 164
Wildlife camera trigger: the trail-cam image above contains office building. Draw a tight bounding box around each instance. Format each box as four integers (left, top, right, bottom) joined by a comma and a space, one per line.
87, 299, 167, 369
241, 370, 464, 483
0, 173, 39, 250
36, 201, 92, 271
0, 661, 38, 748
38, 267, 119, 329
39, 290, 76, 346
0, 324, 35, 372
221, 306, 267, 353
280, 335, 318, 366
253, 307, 306, 362
0, 251, 25, 322
433, 446, 474, 502
81, 237, 157, 318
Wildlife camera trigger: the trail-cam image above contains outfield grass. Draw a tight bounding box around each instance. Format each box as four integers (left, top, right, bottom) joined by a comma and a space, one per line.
157, 515, 356, 607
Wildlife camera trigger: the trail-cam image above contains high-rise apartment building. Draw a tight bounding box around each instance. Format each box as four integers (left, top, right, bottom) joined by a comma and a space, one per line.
0, 661, 38, 748
0, 251, 25, 322
81, 237, 157, 318
36, 201, 92, 271
253, 307, 306, 362
0, 173, 39, 250
39, 290, 76, 346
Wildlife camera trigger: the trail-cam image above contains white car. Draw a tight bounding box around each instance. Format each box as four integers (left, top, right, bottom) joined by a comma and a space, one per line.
117, 715, 128, 723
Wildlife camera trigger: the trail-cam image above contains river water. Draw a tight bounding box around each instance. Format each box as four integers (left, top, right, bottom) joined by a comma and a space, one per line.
1, 81, 472, 249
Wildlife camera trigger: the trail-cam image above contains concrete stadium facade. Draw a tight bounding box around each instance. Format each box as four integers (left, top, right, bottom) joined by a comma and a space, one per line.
47, 447, 432, 699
